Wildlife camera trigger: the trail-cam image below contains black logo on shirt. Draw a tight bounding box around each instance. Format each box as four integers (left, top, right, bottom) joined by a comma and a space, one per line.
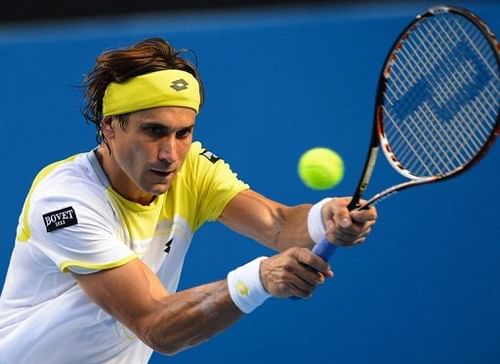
43, 206, 78, 232
164, 238, 173, 254
199, 148, 220, 164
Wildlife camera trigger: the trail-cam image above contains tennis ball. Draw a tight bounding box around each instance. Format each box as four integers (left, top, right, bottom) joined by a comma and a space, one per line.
298, 147, 344, 190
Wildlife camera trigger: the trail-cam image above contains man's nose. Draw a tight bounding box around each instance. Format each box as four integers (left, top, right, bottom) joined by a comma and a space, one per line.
158, 136, 178, 163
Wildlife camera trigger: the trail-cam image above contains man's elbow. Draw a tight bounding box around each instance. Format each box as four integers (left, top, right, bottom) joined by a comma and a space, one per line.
138, 322, 198, 356
148, 342, 183, 356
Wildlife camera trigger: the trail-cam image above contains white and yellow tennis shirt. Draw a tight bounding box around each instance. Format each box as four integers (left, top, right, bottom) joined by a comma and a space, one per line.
0, 141, 249, 364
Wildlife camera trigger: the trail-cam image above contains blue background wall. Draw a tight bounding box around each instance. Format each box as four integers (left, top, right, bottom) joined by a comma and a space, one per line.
1, 1, 499, 363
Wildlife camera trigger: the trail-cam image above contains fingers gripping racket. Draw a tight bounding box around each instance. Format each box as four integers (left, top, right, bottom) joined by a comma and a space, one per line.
314, 5, 500, 261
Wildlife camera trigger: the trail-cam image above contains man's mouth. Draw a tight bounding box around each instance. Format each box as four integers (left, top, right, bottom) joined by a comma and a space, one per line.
150, 168, 175, 177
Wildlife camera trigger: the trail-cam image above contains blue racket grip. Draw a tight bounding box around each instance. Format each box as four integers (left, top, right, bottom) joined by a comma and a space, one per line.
312, 238, 337, 262
290, 239, 336, 300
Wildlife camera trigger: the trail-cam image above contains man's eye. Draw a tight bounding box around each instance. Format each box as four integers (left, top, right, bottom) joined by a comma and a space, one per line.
176, 128, 192, 139
144, 127, 164, 136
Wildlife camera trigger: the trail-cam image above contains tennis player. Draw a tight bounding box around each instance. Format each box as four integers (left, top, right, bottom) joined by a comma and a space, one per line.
0, 38, 377, 363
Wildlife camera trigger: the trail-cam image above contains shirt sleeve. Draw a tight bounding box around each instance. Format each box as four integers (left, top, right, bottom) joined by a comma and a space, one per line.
27, 181, 136, 273
185, 142, 250, 229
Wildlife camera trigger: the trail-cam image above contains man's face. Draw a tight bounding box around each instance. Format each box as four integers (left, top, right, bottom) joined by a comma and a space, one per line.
101, 106, 196, 204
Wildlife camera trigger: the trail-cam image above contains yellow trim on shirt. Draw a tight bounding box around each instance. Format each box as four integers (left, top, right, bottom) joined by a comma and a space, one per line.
59, 254, 137, 273
106, 187, 165, 241
18, 154, 80, 243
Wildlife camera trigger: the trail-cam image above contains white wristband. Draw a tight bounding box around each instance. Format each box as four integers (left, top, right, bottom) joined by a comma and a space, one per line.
227, 257, 271, 314
307, 198, 332, 244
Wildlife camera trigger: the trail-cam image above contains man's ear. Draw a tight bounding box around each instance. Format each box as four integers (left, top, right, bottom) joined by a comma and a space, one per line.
101, 117, 115, 140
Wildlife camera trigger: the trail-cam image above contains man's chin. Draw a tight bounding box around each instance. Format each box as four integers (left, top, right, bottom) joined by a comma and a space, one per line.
142, 172, 176, 196
147, 182, 172, 196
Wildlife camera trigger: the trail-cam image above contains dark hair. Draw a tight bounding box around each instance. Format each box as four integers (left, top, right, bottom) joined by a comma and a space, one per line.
82, 37, 204, 143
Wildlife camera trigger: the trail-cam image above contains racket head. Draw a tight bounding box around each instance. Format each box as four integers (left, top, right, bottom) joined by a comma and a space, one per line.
377, 5, 499, 183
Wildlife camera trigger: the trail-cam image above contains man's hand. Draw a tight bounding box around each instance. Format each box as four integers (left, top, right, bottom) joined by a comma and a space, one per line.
259, 247, 334, 299
321, 197, 378, 247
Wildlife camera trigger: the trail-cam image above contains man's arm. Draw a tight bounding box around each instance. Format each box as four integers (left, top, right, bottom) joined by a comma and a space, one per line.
73, 259, 240, 355
73, 190, 374, 355
218, 190, 377, 252
73, 247, 331, 355
218, 189, 312, 251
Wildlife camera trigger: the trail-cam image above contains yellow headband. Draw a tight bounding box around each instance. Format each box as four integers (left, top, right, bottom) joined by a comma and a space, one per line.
102, 69, 201, 116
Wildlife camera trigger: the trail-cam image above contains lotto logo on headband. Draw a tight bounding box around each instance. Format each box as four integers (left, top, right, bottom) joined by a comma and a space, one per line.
170, 79, 189, 91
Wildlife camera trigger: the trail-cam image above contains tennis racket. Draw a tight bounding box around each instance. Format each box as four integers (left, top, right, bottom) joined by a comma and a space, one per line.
313, 5, 500, 261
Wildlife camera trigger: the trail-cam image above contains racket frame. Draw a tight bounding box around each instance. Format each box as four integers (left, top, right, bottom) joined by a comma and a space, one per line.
315, 5, 499, 263
349, 5, 500, 211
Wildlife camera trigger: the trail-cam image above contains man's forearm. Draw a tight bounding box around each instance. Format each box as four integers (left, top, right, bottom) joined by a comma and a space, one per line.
218, 190, 314, 252
140, 280, 242, 355
273, 204, 314, 252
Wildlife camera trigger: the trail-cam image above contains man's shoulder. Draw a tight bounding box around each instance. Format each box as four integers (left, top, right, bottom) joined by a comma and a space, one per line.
184, 141, 224, 170
31, 152, 107, 202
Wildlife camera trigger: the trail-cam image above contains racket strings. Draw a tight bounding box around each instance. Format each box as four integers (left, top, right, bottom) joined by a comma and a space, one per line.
388, 28, 471, 158
382, 13, 499, 178
447, 17, 499, 77
388, 34, 466, 174
415, 24, 494, 160
386, 27, 470, 175
432, 18, 499, 124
